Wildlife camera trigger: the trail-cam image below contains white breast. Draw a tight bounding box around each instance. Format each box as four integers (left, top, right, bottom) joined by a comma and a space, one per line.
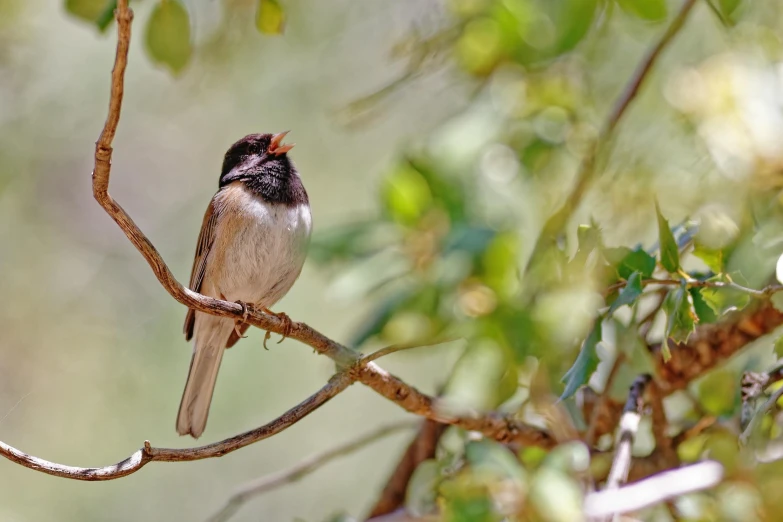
206, 185, 312, 308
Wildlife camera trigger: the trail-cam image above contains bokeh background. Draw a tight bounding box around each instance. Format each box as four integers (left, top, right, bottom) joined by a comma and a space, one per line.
0, 1, 465, 520
4, 0, 783, 520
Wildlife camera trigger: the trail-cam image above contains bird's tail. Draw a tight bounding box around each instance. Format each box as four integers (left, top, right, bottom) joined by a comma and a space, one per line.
176, 315, 233, 438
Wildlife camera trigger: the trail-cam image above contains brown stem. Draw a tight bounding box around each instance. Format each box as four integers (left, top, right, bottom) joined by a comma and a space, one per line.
366, 420, 448, 519
0, 372, 351, 481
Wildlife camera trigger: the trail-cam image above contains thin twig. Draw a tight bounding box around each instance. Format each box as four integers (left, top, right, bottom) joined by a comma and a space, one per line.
527, 0, 699, 270
0, 372, 352, 480
604, 278, 783, 299
361, 337, 460, 365
208, 422, 418, 522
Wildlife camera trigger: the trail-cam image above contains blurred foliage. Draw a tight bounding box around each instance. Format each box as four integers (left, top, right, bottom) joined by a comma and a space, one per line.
256, 0, 285, 35
43, 0, 783, 519
145, 0, 192, 73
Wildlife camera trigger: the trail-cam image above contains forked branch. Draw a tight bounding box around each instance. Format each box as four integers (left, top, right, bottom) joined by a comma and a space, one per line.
0, 0, 555, 482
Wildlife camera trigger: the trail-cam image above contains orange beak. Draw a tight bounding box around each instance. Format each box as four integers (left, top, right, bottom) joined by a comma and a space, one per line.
268, 131, 294, 156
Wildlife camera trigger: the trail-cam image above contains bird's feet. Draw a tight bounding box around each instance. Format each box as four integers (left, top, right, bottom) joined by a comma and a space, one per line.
234, 300, 256, 339
262, 308, 293, 350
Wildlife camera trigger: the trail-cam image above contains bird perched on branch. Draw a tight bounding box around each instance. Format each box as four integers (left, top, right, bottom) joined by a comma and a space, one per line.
178, 132, 312, 438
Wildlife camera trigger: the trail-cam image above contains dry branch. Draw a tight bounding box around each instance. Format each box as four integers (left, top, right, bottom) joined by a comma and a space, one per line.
366, 420, 448, 519
90, 0, 555, 449
587, 301, 783, 442
0, 0, 555, 482
0, 373, 351, 480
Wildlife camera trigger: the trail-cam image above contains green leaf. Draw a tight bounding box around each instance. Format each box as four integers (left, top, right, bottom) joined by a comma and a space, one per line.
530, 467, 584, 522
145, 0, 192, 74
774, 335, 783, 359
690, 287, 718, 324
693, 244, 724, 274
444, 339, 517, 410
457, 16, 504, 75
605, 246, 656, 279
482, 231, 519, 297
465, 439, 526, 481
698, 369, 738, 416
656, 203, 680, 273
616, 0, 667, 21
663, 283, 697, 349
521, 139, 555, 172
716, 0, 741, 18
405, 460, 442, 516
554, 0, 598, 53
443, 493, 495, 522
65, 0, 115, 30
561, 320, 602, 400
95, 0, 117, 31
607, 272, 643, 317
699, 274, 751, 317
381, 163, 433, 226
409, 158, 467, 222
256, 0, 285, 35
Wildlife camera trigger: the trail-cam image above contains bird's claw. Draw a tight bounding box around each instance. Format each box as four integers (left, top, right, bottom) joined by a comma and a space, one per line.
262, 307, 292, 348
233, 322, 246, 340
234, 300, 255, 340
236, 300, 255, 322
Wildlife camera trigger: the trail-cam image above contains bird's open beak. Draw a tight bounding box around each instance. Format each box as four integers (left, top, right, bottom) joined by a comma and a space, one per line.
268, 131, 294, 156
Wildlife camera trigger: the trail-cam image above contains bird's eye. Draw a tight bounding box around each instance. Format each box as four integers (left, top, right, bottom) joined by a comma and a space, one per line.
247, 143, 260, 155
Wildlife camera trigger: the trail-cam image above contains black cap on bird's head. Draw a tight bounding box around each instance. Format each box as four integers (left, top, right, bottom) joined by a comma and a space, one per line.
218, 132, 307, 206
220, 132, 295, 184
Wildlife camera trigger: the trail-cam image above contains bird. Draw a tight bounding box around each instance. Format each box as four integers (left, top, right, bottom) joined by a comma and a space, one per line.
177, 132, 312, 438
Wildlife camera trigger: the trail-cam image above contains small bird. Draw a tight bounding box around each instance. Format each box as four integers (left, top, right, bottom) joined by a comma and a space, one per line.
177, 132, 312, 438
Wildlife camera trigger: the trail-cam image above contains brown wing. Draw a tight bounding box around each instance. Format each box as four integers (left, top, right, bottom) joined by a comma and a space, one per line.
183, 199, 220, 341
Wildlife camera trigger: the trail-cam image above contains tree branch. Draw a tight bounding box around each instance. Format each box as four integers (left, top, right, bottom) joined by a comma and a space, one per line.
208, 421, 419, 522
0, 372, 351, 481
585, 301, 783, 443
365, 419, 447, 519
603, 278, 783, 299
0, 0, 556, 482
